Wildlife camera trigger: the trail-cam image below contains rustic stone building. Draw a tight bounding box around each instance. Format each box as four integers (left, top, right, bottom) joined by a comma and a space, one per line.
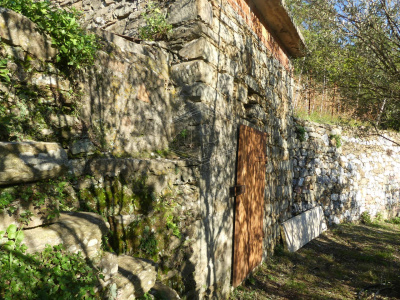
1, 0, 400, 298
50, 0, 306, 296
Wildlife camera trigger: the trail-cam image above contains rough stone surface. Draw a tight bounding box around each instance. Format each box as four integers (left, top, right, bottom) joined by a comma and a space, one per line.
150, 281, 181, 299
95, 252, 119, 282
0, 142, 69, 186
0, 8, 57, 60
113, 255, 157, 298
281, 206, 327, 252
23, 212, 109, 259
168, 0, 213, 25
292, 120, 400, 225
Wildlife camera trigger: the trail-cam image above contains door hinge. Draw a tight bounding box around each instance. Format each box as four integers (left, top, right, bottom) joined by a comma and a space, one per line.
230, 185, 246, 197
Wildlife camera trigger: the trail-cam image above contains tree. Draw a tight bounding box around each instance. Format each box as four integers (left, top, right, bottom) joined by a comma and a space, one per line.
287, 0, 400, 130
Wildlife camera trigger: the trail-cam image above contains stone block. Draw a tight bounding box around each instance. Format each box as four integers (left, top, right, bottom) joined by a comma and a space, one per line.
23, 212, 109, 259
0, 8, 57, 61
70, 139, 97, 155
49, 114, 80, 128
150, 281, 180, 299
114, 255, 157, 298
179, 37, 219, 66
168, 0, 213, 25
31, 73, 71, 91
281, 206, 327, 252
95, 252, 119, 282
0, 142, 69, 186
171, 60, 216, 85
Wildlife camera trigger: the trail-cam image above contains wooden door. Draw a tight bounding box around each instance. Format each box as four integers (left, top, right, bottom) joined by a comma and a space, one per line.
232, 124, 267, 287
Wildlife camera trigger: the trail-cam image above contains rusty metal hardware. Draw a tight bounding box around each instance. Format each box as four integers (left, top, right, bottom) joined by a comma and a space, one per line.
230, 185, 246, 197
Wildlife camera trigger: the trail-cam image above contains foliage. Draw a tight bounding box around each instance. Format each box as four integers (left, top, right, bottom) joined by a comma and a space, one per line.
386, 216, 400, 224
0, 177, 76, 226
329, 134, 341, 148
0, 0, 99, 69
139, 2, 172, 40
0, 80, 80, 141
0, 58, 10, 82
0, 192, 14, 211
138, 292, 153, 300
139, 226, 158, 257
0, 225, 101, 299
166, 214, 181, 238
295, 125, 306, 142
360, 211, 373, 225
287, 0, 400, 131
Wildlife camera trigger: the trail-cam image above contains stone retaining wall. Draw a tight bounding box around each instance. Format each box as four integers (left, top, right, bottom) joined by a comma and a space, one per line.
292, 120, 400, 225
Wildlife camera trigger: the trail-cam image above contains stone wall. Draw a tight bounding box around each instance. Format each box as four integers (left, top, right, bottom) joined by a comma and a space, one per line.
164, 0, 297, 297
3, 1, 400, 299
292, 120, 400, 225
0, 7, 200, 298
1, 1, 300, 298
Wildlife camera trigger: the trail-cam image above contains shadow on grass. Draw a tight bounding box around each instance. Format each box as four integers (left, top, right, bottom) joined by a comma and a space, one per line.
231, 222, 400, 300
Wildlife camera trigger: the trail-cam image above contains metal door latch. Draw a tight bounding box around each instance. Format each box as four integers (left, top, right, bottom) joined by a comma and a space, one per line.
230, 185, 246, 197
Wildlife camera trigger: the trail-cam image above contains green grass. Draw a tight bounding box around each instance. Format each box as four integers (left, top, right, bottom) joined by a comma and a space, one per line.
294, 109, 369, 127
230, 218, 400, 300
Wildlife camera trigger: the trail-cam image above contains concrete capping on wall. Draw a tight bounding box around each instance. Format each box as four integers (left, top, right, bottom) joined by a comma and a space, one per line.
281, 205, 327, 252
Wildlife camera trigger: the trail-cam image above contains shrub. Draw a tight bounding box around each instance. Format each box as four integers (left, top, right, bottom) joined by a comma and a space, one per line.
139, 2, 172, 40
360, 211, 372, 225
0, 0, 99, 69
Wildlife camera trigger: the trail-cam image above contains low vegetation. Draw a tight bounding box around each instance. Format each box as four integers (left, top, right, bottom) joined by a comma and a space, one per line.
0, 0, 99, 69
139, 2, 172, 40
231, 217, 400, 299
0, 225, 102, 299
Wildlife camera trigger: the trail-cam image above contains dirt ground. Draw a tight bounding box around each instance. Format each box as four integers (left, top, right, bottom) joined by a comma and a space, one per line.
231, 220, 400, 300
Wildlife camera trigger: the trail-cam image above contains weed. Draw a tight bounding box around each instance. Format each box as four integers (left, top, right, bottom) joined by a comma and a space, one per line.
155, 148, 170, 157
285, 279, 306, 291
139, 226, 158, 257
386, 216, 400, 224
18, 211, 33, 225
361, 211, 372, 225
0, 58, 10, 83
0, 192, 14, 211
329, 134, 342, 148
138, 292, 153, 300
274, 243, 286, 256
166, 214, 181, 238
139, 2, 172, 40
246, 276, 256, 285
295, 125, 306, 142
375, 212, 384, 222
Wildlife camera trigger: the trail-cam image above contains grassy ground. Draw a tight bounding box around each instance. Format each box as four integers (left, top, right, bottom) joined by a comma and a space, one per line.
231, 219, 400, 300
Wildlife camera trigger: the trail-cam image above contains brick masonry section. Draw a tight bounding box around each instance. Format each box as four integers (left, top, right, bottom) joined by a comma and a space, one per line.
224, 0, 290, 69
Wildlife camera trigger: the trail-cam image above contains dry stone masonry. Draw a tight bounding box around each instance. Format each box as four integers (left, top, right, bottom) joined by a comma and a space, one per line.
1, 0, 399, 299
292, 120, 400, 225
